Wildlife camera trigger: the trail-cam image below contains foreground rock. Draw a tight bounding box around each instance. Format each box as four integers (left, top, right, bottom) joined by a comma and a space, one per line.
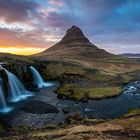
22, 100, 59, 114
62, 106, 70, 114
2, 109, 140, 140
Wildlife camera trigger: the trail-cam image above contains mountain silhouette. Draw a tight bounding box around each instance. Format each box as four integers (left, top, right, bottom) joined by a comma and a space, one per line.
37, 25, 114, 59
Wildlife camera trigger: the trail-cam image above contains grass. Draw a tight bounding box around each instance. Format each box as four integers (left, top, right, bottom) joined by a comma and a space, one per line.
0, 53, 139, 101
53, 58, 132, 99
108, 109, 140, 132
56, 84, 88, 101
43, 62, 86, 79
0, 124, 4, 132
56, 84, 122, 100
86, 87, 122, 99
42, 124, 58, 130
123, 109, 140, 118
56, 57, 140, 76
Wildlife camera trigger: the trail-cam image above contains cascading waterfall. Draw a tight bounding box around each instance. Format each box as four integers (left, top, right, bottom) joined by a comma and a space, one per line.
0, 64, 34, 114
30, 66, 53, 88
4, 69, 33, 102
0, 77, 12, 113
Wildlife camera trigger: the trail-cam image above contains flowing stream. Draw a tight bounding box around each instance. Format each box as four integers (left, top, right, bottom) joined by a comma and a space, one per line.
58, 81, 140, 119
0, 65, 140, 126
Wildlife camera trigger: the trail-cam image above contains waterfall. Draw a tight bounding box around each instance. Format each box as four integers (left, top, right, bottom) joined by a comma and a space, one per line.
0, 77, 12, 113
4, 69, 33, 102
30, 66, 53, 88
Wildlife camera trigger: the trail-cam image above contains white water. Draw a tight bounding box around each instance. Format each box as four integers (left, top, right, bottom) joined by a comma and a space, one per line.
4, 69, 33, 102
0, 77, 12, 113
30, 66, 54, 88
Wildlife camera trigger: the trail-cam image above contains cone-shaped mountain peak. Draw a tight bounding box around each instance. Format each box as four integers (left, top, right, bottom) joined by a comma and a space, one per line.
39, 25, 114, 59
60, 25, 89, 43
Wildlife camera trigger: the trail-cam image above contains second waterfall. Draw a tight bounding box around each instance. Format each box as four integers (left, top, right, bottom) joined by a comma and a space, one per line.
30, 66, 54, 88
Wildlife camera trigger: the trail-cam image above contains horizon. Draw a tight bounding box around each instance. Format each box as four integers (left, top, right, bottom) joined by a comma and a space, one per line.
0, 0, 140, 55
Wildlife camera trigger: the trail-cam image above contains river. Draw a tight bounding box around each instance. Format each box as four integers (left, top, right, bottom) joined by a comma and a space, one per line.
1, 81, 140, 127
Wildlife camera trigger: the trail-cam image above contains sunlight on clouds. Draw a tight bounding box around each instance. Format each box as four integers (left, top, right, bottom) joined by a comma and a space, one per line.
0, 47, 45, 55
38, 7, 58, 18
0, 0, 139, 55
0, 20, 34, 32
42, 34, 61, 42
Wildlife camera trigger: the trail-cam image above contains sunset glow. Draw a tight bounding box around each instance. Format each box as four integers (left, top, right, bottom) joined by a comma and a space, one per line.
0, 0, 140, 55
0, 47, 45, 55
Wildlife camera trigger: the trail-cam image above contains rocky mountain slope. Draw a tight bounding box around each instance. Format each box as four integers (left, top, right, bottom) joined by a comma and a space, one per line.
37, 25, 114, 59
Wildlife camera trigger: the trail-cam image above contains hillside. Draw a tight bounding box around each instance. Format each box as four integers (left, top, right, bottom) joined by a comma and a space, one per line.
37, 25, 114, 59
35, 25, 140, 75
1, 27, 140, 140
120, 53, 140, 58
0, 52, 29, 59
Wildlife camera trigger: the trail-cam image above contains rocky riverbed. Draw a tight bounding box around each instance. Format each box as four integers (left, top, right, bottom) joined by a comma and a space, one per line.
1, 81, 140, 128
1, 82, 68, 127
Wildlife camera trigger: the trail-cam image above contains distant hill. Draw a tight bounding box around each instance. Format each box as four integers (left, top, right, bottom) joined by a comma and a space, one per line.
0, 52, 17, 57
0, 52, 28, 57
36, 25, 114, 59
120, 53, 140, 58
0, 52, 31, 65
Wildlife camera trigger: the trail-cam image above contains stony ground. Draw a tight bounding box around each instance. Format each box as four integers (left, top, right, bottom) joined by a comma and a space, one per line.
1, 82, 69, 128
0, 56, 140, 139
1, 113, 140, 140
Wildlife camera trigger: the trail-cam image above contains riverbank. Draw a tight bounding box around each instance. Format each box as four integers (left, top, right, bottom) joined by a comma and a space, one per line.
0, 54, 140, 102
55, 72, 138, 101
1, 108, 140, 140
56, 84, 122, 100
1, 80, 140, 129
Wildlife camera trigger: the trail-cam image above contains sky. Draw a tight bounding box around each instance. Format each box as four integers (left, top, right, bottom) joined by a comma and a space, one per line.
0, 0, 140, 55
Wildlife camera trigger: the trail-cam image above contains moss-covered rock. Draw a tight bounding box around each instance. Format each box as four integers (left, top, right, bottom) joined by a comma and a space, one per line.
66, 113, 82, 124
56, 83, 122, 100
56, 84, 89, 101
87, 86, 122, 99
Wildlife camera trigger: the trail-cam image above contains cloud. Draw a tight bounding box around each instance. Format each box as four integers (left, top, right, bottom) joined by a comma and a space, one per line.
0, 28, 54, 48
0, 0, 140, 54
45, 12, 73, 28
48, 0, 64, 6
0, 0, 38, 23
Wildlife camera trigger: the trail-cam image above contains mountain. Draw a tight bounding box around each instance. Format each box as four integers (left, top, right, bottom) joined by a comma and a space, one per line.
120, 53, 140, 58
0, 52, 18, 57
37, 25, 114, 59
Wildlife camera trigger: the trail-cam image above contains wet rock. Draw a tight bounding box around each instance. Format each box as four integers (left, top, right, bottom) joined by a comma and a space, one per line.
62, 106, 70, 114
123, 81, 140, 95
21, 100, 59, 114
82, 98, 88, 102
66, 113, 82, 123
57, 94, 66, 99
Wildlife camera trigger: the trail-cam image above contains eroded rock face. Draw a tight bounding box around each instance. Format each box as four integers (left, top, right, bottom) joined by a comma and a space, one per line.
60, 25, 90, 44
39, 25, 114, 59
22, 100, 59, 114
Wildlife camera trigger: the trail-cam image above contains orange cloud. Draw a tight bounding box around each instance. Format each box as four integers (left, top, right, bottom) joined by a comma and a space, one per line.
0, 28, 56, 55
